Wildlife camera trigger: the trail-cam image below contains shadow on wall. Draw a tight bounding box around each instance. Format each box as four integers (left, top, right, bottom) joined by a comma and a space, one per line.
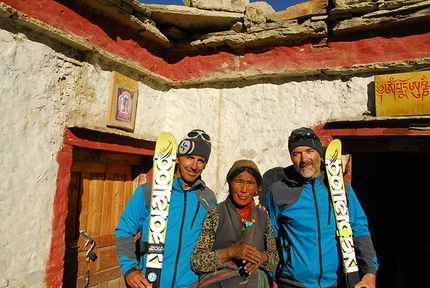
260, 166, 284, 206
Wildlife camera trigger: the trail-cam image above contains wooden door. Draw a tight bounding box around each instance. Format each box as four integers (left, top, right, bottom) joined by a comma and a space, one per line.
63, 149, 149, 288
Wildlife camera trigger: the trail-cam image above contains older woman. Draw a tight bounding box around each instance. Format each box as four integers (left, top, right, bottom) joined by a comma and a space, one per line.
191, 160, 279, 288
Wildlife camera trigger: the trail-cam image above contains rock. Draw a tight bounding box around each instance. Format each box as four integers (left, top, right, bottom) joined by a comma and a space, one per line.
268, 0, 328, 21
190, 0, 250, 12
244, 2, 275, 28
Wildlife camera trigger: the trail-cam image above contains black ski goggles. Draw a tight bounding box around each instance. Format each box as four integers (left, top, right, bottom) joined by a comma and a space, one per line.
186, 130, 211, 143
288, 132, 317, 142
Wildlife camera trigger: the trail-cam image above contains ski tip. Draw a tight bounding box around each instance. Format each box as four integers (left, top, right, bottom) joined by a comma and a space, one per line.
328, 139, 341, 146
156, 132, 177, 144
157, 131, 175, 138
325, 139, 342, 161
326, 139, 342, 152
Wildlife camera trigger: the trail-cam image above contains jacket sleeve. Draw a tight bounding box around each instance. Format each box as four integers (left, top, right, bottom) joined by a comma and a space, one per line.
115, 185, 149, 276
348, 184, 379, 275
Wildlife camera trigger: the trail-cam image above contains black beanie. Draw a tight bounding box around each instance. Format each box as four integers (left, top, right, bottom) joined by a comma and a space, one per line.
177, 129, 211, 162
288, 127, 324, 157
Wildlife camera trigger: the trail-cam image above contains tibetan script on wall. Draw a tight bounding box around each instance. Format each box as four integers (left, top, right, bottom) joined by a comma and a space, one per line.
375, 71, 430, 117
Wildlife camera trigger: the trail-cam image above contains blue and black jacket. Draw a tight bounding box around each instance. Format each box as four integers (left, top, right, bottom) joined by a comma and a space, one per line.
116, 177, 216, 288
265, 165, 378, 288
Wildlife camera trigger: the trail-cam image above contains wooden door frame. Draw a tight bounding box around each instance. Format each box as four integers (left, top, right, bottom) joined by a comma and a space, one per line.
315, 117, 430, 182
314, 118, 430, 153
46, 127, 155, 288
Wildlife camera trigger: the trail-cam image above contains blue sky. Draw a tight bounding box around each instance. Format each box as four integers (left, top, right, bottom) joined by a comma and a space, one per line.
140, 0, 306, 12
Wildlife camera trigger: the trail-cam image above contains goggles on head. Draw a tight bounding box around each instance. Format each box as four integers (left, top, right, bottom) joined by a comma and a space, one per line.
186, 130, 211, 143
288, 132, 317, 142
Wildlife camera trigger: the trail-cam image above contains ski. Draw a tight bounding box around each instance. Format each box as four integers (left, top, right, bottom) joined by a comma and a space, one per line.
325, 139, 360, 288
145, 132, 177, 288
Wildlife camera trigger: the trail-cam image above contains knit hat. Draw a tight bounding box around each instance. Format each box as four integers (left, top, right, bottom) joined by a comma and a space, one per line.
177, 129, 211, 162
226, 159, 262, 186
288, 127, 324, 157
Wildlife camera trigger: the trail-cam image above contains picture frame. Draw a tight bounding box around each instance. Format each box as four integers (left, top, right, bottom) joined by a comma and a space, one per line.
106, 71, 138, 132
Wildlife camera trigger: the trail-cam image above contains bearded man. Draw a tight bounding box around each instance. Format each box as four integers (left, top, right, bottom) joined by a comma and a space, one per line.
265, 127, 378, 288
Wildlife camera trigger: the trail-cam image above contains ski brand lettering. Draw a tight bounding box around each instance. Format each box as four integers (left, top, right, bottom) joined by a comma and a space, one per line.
326, 157, 359, 273
325, 140, 360, 286
148, 245, 164, 253
146, 133, 177, 287
147, 149, 175, 269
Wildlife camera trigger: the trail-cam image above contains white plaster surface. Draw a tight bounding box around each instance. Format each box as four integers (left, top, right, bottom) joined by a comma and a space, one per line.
0, 27, 371, 286
0, 30, 65, 287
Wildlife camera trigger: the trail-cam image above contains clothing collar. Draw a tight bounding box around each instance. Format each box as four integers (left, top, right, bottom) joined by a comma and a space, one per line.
174, 176, 207, 192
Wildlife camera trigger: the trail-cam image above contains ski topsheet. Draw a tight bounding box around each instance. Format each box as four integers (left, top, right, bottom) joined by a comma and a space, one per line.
325, 139, 360, 288
145, 132, 177, 288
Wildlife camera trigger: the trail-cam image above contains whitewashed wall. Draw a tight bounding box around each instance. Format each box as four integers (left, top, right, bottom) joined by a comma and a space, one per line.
0, 30, 67, 286
135, 79, 371, 201
0, 26, 371, 286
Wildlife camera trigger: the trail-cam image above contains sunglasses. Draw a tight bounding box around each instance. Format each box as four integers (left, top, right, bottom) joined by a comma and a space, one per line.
186, 130, 211, 143
289, 132, 317, 142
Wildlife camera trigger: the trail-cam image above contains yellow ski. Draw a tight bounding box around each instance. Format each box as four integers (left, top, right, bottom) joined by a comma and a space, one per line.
325, 139, 360, 288
146, 132, 177, 287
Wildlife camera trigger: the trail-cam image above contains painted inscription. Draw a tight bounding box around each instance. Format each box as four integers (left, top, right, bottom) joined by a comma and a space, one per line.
375, 71, 430, 116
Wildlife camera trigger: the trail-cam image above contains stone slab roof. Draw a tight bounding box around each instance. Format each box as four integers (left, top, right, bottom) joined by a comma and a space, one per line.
76, 0, 430, 52
1, 0, 428, 86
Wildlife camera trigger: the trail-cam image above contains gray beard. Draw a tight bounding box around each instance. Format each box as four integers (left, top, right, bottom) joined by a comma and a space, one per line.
299, 166, 318, 179
297, 155, 321, 179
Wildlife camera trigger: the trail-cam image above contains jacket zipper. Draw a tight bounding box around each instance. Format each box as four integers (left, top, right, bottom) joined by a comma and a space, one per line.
171, 191, 187, 287
311, 179, 323, 288
324, 175, 332, 226
190, 200, 200, 229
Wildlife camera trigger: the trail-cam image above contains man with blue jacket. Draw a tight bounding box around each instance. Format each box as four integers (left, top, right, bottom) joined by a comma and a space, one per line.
266, 127, 378, 288
116, 129, 217, 288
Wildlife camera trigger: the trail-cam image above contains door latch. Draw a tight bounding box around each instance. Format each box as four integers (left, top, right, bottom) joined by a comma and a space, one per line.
79, 229, 98, 262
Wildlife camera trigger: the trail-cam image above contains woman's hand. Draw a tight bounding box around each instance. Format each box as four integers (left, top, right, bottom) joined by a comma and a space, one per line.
243, 251, 268, 275
220, 243, 260, 264
233, 244, 261, 264
220, 244, 268, 275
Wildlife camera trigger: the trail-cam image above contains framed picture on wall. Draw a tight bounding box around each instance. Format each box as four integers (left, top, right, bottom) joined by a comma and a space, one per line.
106, 71, 138, 132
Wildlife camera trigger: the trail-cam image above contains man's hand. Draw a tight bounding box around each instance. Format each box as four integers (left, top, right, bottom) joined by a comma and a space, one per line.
126, 270, 151, 288
354, 273, 376, 288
